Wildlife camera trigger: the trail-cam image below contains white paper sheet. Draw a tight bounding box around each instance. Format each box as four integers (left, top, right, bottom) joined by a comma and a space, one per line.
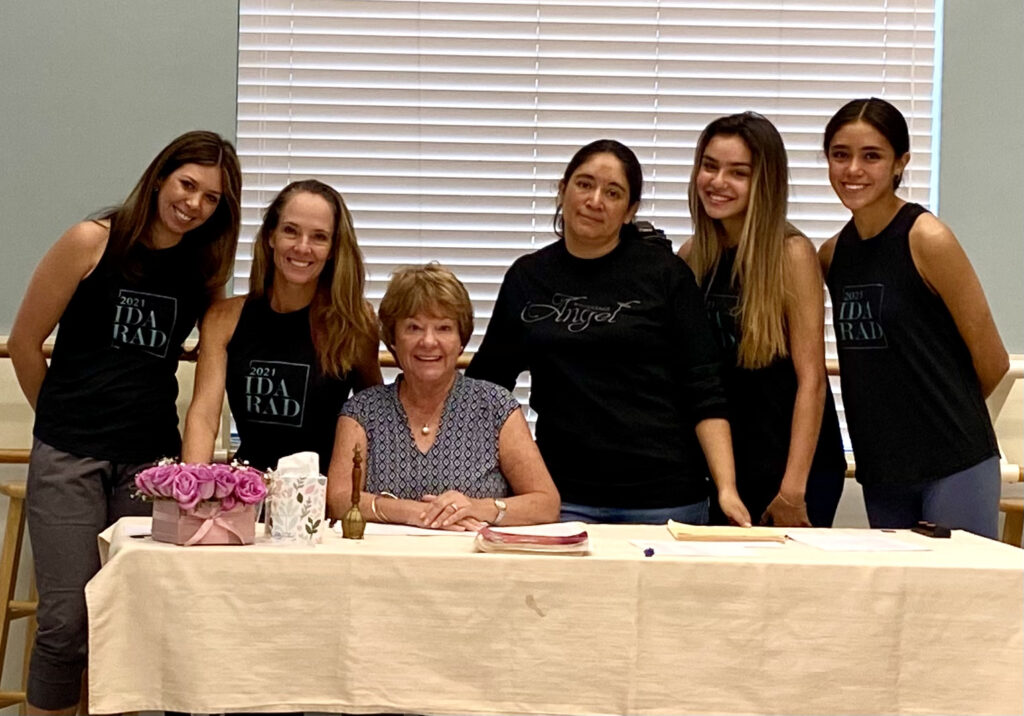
485, 521, 588, 537
630, 539, 785, 557
786, 529, 930, 552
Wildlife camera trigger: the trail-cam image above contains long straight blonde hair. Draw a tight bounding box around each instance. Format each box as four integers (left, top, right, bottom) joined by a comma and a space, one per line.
687, 112, 795, 369
249, 180, 378, 377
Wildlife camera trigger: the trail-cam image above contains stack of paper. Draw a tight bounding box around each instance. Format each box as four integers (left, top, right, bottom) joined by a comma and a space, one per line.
666, 520, 787, 543
474, 522, 590, 555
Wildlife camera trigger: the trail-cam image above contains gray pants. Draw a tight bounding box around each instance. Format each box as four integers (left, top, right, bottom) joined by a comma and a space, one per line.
26, 438, 154, 710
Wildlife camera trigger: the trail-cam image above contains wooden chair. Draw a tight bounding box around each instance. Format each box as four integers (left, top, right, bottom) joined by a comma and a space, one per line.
999, 497, 1023, 547
0, 468, 36, 713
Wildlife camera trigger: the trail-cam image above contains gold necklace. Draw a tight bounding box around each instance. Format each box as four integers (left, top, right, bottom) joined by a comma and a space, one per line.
401, 383, 445, 437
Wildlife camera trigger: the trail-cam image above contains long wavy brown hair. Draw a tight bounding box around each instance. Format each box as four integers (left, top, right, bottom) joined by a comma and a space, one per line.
248, 179, 378, 377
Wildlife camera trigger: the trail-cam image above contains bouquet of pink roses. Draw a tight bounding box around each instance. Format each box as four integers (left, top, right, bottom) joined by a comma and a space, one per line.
136, 459, 268, 546
135, 459, 267, 511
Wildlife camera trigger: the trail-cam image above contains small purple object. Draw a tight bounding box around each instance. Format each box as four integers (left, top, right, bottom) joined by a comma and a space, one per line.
643, 547, 655, 557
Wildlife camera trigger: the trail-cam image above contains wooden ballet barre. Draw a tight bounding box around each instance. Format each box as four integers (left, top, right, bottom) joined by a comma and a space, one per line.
0, 342, 461, 370
0, 450, 30, 465
3, 341, 1020, 483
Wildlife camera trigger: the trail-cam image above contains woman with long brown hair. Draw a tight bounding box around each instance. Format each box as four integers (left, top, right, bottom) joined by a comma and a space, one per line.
183, 179, 381, 472
680, 112, 846, 527
8, 130, 242, 714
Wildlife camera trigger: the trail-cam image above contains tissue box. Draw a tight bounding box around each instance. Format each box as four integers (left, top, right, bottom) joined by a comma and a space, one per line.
151, 500, 256, 546
265, 451, 327, 543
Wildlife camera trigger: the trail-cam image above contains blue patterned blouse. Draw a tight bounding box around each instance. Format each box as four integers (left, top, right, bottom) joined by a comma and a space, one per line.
340, 373, 519, 499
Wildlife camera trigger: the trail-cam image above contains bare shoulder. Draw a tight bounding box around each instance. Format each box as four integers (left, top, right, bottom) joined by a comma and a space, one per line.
42, 220, 111, 281
908, 212, 961, 259
207, 294, 246, 322
784, 233, 818, 266
63, 220, 110, 256
817, 234, 839, 273
200, 295, 246, 341
677, 237, 694, 262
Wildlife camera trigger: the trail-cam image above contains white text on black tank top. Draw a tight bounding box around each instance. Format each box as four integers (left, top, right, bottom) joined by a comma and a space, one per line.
520, 294, 640, 333
837, 284, 887, 349
245, 360, 310, 427
111, 289, 178, 358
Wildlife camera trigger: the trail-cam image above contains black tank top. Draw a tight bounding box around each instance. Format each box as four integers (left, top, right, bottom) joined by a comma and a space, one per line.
825, 203, 998, 485
34, 238, 206, 462
226, 296, 357, 472
703, 249, 846, 499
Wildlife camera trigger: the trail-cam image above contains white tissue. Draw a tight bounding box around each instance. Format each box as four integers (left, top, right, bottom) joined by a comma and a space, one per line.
265, 451, 327, 544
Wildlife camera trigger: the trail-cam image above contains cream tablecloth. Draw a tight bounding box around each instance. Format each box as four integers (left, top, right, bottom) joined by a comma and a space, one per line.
85, 519, 1023, 715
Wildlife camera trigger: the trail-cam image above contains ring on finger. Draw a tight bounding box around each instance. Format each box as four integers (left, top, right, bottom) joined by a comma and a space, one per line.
448, 503, 460, 512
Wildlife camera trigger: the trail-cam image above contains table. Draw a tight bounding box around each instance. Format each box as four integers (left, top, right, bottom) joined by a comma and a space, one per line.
86, 519, 1023, 715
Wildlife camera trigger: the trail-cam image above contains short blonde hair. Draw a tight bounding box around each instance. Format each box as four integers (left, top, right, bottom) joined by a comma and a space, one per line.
379, 264, 474, 351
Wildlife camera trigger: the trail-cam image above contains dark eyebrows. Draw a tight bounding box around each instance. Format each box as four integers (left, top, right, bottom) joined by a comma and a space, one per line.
829, 143, 886, 154
574, 172, 627, 193
179, 172, 222, 198
702, 153, 751, 169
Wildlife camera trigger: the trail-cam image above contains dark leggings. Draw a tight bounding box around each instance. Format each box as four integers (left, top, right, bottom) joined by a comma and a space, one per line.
26, 438, 154, 710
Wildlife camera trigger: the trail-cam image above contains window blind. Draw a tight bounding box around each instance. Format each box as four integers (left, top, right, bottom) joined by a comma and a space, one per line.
237, 0, 937, 447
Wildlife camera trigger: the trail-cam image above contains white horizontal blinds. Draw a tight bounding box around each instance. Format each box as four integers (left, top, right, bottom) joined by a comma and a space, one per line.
238, 0, 936, 443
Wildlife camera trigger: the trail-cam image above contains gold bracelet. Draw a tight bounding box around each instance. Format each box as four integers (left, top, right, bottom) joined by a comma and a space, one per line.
374, 492, 398, 524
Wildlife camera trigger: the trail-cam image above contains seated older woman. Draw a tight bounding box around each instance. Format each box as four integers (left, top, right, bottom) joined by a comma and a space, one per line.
327, 264, 560, 529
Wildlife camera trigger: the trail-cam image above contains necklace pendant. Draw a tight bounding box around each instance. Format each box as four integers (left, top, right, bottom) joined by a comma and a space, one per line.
421, 425, 430, 435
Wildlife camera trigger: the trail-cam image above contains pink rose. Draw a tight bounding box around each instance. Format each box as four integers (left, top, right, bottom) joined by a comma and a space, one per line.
220, 494, 238, 512
135, 469, 153, 495
233, 470, 267, 505
135, 463, 177, 499
149, 464, 179, 498
211, 464, 239, 500
172, 467, 201, 511
189, 464, 217, 504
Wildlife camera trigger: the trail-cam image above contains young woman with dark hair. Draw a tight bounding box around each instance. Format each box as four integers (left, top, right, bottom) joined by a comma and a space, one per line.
819, 97, 1008, 537
8, 129, 242, 714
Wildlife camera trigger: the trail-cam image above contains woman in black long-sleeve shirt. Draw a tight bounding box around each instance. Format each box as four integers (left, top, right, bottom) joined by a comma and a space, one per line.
468, 139, 750, 526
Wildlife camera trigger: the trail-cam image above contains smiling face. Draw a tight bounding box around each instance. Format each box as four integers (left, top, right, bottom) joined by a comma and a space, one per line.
827, 120, 909, 214
696, 134, 753, 235
153, 163, 223, 243
268, 191, 335, 290
393, 311, 463, 386
559, 152, 638, 255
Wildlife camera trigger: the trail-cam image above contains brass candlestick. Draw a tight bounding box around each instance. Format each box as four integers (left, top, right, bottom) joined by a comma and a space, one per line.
341, 445, 366, 539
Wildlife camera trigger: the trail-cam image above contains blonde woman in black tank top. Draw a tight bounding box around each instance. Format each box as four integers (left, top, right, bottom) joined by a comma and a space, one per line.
182, 180, 382, 472
679, 112, 846, 527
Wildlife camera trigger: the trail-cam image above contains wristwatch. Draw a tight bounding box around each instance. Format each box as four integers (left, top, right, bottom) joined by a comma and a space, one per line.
492, 498, 507, 525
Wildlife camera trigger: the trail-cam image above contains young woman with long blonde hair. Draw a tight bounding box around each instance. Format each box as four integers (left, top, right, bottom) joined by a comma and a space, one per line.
680, 112, 846, 527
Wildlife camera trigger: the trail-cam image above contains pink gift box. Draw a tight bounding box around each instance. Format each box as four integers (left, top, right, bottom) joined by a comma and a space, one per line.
150, 500, 256, 546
